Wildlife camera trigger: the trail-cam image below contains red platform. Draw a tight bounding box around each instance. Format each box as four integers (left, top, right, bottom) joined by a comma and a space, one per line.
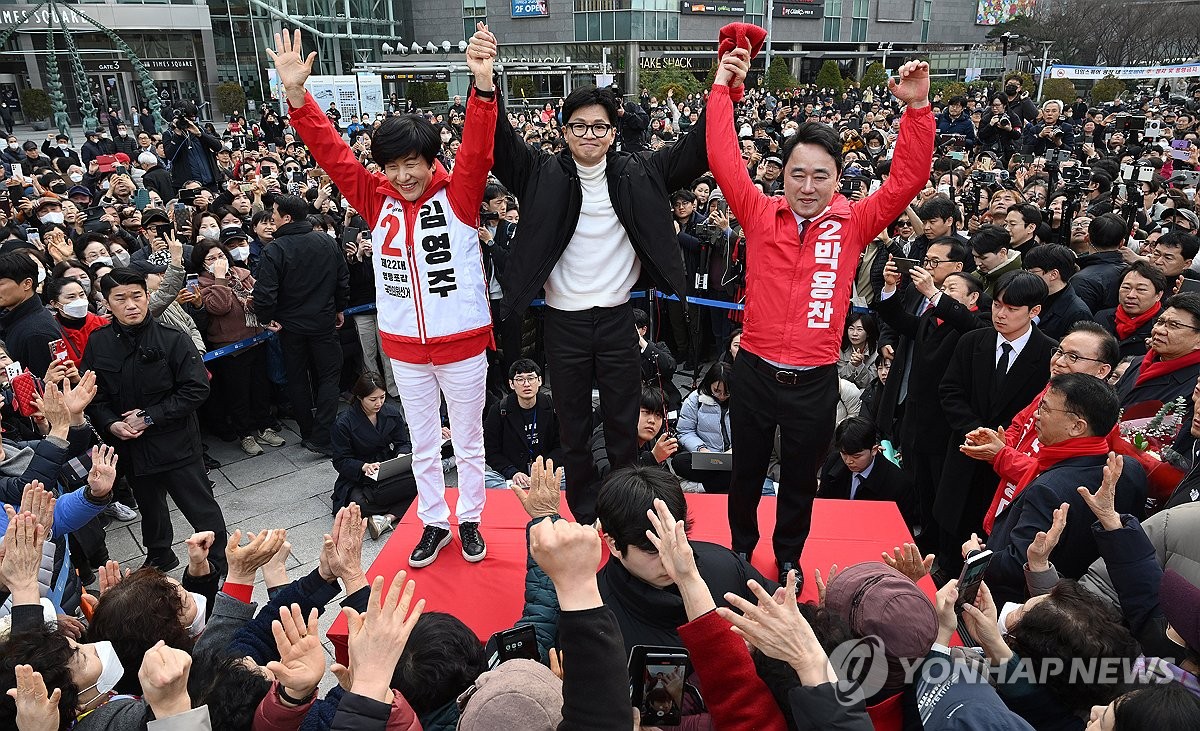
328, 489, 925, 664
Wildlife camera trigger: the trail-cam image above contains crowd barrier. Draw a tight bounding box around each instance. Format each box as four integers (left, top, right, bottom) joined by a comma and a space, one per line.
200, 291, 746, 363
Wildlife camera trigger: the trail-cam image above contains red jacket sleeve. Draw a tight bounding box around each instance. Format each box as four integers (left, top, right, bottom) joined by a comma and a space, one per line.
446, 88, 497, 227
253, 683, 315, 731
992, 397, 1039, 483
704, 85, 770, 233
677, 610, 788, 731
850, 105, 935, 240
288, 91, 384, 226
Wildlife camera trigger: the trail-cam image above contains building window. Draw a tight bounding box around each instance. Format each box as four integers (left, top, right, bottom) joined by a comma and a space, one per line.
463, 0, 486, 41
823, 0, 841, 41
851, 0, 867, 41
921, 0, 932, 42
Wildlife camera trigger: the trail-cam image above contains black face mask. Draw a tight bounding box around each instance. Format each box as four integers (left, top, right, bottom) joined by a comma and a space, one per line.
1005, 85, 1019, 97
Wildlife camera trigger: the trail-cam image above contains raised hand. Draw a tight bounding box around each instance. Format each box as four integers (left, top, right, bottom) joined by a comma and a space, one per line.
98, 559, 128, 594
715, 47, 751, 89
62, 371, 97, 419
465, 22, 497, 91
960, 426, 1005, 462
266, 29, 316, 108
1027, 502, 1068, 572
341, 572, 425, 703
1077, 451, 1122, 531
813, 564, 839, 608
6, 664, 61, 731
18, 482, 55, 536
138, 642, 193, 721
0, 508, 47, 605
645, 498, 699, 586
511, 456, 562, 519
226, 528, 287, 585
184, 531, 215, 576
881, 543, 934, 583
320, 503, 367, 593
529, 518, 603, 610
265, 605, 326, 705
888, 60, 930, 109
87, 445, 118, 500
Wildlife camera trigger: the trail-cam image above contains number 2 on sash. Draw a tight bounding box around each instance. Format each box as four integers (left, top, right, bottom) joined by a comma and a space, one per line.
380, 214, 403, 256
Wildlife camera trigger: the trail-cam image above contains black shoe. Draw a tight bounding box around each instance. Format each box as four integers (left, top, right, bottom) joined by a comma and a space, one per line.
142, 553, 180, 572
778, 562, 804, 592
301, 440, 334, 458
202, 454, 222, 470
408, 525, 451, 568
459, 522, 486, 563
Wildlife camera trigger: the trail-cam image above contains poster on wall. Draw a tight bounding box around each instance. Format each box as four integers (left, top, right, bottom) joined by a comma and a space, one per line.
512, 0, 548, 17
358, 72, 384, 117
975, 0, 1035, 25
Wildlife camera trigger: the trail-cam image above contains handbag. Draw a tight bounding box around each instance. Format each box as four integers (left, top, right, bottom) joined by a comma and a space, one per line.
365, 469, 416, 507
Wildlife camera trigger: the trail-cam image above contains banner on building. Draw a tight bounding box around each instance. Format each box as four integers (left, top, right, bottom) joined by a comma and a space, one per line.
512, 0, 548, 17
679, 1, 747, 14
1049, 63, 1200, 80
357, 73, 384, 117
975, 0, 1034, 25
773, 0, 822, 18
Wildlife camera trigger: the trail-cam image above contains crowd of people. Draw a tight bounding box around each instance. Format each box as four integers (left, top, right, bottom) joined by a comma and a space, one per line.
0, 17, 1197, 730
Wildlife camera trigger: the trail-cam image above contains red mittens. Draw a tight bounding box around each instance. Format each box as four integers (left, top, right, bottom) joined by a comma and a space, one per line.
717, 23, 767, 102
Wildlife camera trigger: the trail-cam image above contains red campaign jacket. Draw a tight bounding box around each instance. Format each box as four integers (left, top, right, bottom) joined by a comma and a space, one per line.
289, 88, 497, 365
706, 84, 934, 366
987, 385, 1047, 524
58, 312, 109, 368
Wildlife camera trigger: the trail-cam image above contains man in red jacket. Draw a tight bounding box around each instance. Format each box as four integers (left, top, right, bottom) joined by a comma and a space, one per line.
706, 49, 934, 587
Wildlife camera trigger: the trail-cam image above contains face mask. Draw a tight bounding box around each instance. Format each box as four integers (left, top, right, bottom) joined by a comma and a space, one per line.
6, 142, 16, 150
100, 132, 110, 139
188, 592, 207, 636
100, 181, 111, 192
868, 145, 883, 155
35, 267, 45, 286
58, 143, 69, 151
78, 640, 124, 700
199, 227, 220, 242
440, 132, 452, 143
229, 245, 250, 261
997, 601, 1024, 635
93, 255, 113, 267
223, 142, 233, 150
118, 130, 128, 137
1005, 85, 1018, 97
69, 172, 83, 183
132, 168, 145, 181
79, 278, 92, 294
39, 212, 64, 225
62, 298, 89, 318
114, 251, 130, 267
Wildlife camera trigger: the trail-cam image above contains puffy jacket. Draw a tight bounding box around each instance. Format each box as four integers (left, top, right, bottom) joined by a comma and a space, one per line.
198, 266, 261, 345
706, 85, 934, 366
1071, 250, 1125, 313
490, 92, 707, 320
1082, 501, 1200, 609
677, 390, 730, 453
290, 88, 496, 364
936, 110, 976, 145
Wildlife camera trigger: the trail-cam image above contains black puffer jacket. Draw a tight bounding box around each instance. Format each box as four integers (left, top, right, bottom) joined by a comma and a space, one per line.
253, 220, 351, 335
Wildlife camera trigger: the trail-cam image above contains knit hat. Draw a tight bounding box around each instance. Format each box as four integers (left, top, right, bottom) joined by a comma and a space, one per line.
717, 23, 766, 103
456, 659, 563, 731
824, 562, 938, 662
1160, 569, 1200, 652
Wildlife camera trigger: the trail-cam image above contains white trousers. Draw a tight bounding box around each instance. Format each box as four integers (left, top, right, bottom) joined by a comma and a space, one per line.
390, 352, 487, 529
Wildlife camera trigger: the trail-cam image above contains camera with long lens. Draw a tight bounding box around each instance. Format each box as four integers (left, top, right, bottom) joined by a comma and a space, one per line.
1060, 166, 1093, 185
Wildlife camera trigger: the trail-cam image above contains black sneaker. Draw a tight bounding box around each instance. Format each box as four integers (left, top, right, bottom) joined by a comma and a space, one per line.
778, 562, 803, 592
142, 553, 181, 572
459, 522, 486, 563
408, 525, 451, 568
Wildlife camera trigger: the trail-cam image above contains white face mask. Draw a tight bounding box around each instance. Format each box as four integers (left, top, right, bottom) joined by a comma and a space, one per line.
6, 142, 16, 150
118, 130, 128, 137
100, 132, 110, 139
79, 640, 124, 699
132, 168, 145, 181
113, 251, 130, 267
100, 181, 111, 192
62, 298, 89, 318
229, 245, 250, 261
35, 267, 45, 285
223, 142, 233, 150
188, 592, 207, 636
39, 212, 64, 225
93, 255, 113, 267
79, 278, 92, 294
69, 173, 83, 183
199, 227, 220, 242
58, 143, 69, 151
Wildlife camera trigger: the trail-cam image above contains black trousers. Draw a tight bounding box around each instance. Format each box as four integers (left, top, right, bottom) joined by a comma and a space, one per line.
544, 304, 640, 525
278, 329, 342, 447
129, 458, 227, 572
209, 343, 272, 437
729, 351, 837, 565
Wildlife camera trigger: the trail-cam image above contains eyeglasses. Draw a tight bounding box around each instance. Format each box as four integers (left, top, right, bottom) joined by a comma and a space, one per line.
1154, 318, 1200, 333
921, 258, 945, 268
565, 122, 613, 138
512, 375, 540, 385
1036, 400, 1078, 417
1050, 347, 1107, 365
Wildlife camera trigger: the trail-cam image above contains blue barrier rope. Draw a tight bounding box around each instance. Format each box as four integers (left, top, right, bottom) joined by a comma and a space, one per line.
203, 289, 742, 362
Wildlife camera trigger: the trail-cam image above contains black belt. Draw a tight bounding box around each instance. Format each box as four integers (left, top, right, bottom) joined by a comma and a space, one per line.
741, 350, 826, 387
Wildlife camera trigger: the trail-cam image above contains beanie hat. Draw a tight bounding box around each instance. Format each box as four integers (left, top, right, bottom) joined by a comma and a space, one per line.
825, 561, 938, 661
457, 658, 563, 731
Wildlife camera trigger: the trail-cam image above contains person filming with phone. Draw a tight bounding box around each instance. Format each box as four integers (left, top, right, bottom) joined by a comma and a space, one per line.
162, 101, 223, 193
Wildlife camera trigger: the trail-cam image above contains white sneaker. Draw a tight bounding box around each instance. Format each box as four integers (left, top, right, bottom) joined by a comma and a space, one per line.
680, 480, 706, 493
104, 501, 138, 521
240, 436, 264, 456
367, 515, 394, 540
255, 428, 286, 447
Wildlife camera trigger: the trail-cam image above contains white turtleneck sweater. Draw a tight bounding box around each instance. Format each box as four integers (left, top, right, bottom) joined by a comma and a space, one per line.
543, 157, 640, 310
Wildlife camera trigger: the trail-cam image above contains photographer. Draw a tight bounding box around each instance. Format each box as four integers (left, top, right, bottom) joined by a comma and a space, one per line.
979, 95, 1022, 161
1024, 100, 1076, 156
162, 101, 224, 193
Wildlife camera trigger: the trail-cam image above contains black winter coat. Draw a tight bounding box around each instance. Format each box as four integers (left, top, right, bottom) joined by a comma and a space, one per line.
0, 294, 63, 378
491, 92, 706, 321
1114, 355, 1200, 409
1036, 285, 1093, 340
1095, 306, 1154, 360
330, 403, 411, 510
483, 391, 563, 480
162, 127, 222, 190
1071, 250, 1125, 313
253, 220, 351, 335
82, 319, 209, 476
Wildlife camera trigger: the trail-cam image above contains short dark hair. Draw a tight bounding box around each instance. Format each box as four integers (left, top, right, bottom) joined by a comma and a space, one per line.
597, 464, 691, 553
1122, 260, 1169, 294
1048, 372, 1119, 436
993, 269, 1048, 309
917, 195, 959, 224
1092, 171, 1113, 193
943, 271, 984, 299
833, 416, 879, 454
1065, 321, 1121, 368
0, 624, 81, 727
99, 266, 147, 298
371, 114, 440, 167
0, 251, 35, 286
632, 308, 649, 330
780, 122, 843, 176
273, 194, 310, 223
484, 182, 508, 202
670, 189, 697, 205
1094, 212, 1128, 249
1113, 682, 1200, 729
1164, 291, 1200, 328
1009, 202, 1043, 228
43, 276, 85, 305
970, 225, 1012, 256
508, 358, 541, 380
187, 649, 272, 730
1156, 231, 1200, 261
561, 85, 620, 127
927, 236, 970, 263
1023, 243, 1078, 280
948, 95, 967, 107
639, 386, 665, 415
392, 612, 486, 715
698, 361, 732, 399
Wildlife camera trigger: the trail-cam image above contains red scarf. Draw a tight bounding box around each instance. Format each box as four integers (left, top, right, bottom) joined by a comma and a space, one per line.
1134, 347, 1200, 388
1009, 433, 1111, 506
1115, 302, 1161, 340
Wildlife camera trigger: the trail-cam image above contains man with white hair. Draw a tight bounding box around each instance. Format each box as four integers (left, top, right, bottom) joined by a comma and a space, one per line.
1024, 99, 1075, 155
138, 151, 176, 202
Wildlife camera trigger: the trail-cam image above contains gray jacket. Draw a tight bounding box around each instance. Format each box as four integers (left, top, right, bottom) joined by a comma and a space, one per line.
1081, 501, 1200, 607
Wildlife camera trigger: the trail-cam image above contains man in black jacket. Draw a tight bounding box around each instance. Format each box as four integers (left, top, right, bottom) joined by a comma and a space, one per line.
1023, 244, 1092, 340
82, 268, 227, 572
483, 359, 563, 490
818, 416, 917, 527
162, 102, 223, 192
80, 129, 114, 166
0, 251, 62, 377
1071, 213, 1129, 313
490, 49, 738, 525
137, 151, 176, 203
253, 194, 350, 456
616, 92, 650, 153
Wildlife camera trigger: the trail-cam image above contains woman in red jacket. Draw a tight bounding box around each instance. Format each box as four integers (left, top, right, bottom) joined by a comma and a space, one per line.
44, 276, 108, 368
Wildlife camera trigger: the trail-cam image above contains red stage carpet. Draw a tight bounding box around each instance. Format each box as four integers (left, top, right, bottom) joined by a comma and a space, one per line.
328, 489, 925, 663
